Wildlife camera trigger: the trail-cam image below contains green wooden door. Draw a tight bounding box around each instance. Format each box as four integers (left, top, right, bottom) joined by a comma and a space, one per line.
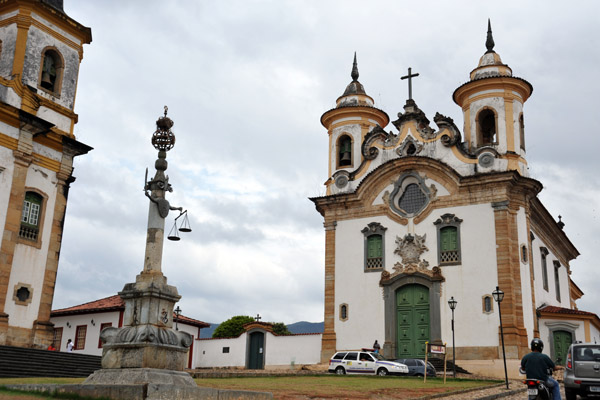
248, 332, 264, 369
553, 330, 572, 365
396, 285, 430, 358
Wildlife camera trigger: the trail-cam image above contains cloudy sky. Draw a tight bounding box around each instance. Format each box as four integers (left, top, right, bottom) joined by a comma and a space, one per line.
52, 0, 600, 325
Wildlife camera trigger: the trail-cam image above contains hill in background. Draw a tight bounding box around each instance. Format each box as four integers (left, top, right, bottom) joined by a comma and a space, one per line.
199, 321, 323, 338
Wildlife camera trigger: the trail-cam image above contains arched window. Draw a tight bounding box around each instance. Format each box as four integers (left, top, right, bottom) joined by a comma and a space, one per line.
540, 247, 549, 292
337, 135, 352, 167
519, 113, 525, 150
39, 48, 63, 94
482, 295, 493, 313
339, 303, 348, 321
20, 191, 43, 241
478, 109, 496, 146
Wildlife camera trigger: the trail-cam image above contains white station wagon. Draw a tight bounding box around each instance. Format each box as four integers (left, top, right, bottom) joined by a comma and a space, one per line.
329, 351, 409, 376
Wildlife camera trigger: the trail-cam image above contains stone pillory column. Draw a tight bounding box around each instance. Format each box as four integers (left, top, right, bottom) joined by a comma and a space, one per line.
85, 107, 195, 386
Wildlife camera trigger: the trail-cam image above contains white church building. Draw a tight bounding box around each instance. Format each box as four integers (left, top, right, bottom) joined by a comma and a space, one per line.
310, 22, 600, 377
52, 23, 600, 376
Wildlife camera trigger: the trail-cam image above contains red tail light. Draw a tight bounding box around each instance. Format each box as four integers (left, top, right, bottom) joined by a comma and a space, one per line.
567, 353, 572, 369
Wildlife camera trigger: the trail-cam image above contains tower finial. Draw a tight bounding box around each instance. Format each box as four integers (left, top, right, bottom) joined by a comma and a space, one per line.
351, 52, 359, 82
486, 18, 495, 54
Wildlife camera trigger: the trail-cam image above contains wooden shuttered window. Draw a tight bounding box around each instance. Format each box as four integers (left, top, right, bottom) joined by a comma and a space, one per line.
366, 234, 383, 270
75, 325, 87, 350
440, 226, 459, 264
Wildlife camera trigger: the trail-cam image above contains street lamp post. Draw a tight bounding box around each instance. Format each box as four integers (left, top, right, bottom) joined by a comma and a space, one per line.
448, 297, 457, 378
492, 286, 509, 390
174, 306, 181, 331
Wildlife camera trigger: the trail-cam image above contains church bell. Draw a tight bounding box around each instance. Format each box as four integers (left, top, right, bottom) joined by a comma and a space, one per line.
340, 151, 351, 164
41, 72, 53, 89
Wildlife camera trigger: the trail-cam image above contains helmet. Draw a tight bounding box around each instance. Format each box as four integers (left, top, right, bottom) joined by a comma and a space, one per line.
531, 338, 544, 352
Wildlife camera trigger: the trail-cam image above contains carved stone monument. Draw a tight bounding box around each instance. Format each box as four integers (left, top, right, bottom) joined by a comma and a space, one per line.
85, 108, 195, 386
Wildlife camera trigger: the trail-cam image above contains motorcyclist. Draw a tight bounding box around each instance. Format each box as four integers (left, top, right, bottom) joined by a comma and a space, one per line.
521, 338, 561, 399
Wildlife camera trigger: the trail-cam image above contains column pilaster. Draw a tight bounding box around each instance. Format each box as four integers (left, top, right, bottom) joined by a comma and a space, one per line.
320, 219, 337, 363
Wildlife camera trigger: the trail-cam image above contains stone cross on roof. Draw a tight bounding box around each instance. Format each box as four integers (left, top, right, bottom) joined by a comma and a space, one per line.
401, 67, 419, 100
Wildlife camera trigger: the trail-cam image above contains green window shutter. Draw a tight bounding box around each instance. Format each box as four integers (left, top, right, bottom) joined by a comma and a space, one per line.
367, 235, 382, 259
440, 227, 457, 252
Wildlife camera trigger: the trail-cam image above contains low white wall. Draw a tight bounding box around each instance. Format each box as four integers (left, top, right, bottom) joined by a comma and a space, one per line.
195, 336, 247, 368
265, 333, 322, 366
194, 332, 322, 369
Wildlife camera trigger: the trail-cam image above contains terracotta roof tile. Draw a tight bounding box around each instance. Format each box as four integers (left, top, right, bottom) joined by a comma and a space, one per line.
540, 305, 599, 317
51, 294, 124, 315
51, 294, 209, 328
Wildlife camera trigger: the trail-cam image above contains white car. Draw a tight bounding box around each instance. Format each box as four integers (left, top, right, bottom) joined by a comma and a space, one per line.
329, 351, 409, 376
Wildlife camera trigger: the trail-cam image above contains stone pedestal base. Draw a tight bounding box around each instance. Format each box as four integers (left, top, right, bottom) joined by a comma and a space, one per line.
84, 368, 197, 387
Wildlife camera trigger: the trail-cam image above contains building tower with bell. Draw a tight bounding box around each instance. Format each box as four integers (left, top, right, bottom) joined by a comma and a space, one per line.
0, 0, 92, 348
312, 21, 596, 377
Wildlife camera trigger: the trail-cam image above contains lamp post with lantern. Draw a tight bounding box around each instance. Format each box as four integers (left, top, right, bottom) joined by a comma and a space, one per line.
448, 296, 457, 378
492, 286, 509, 390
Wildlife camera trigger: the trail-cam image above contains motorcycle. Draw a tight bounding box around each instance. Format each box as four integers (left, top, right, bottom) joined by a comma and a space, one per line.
520, 367, 553, 400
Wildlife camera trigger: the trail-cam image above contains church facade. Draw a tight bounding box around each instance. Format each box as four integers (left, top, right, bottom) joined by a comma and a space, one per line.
311, 24, 600, 376
0, 0, 91, 348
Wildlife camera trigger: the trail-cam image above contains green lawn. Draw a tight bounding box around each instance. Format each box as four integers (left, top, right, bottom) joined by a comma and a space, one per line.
0, 376, 501, 399
194, 375, 501, 399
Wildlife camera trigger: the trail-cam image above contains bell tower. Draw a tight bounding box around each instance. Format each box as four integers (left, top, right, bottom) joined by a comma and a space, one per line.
320, 53, 389, 195
0, 0, 91, 348
453, 20, 533, 175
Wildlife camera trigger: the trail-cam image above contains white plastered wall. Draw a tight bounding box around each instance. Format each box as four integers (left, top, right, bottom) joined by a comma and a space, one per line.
0, 146, 14, 241
532, 238, 568, 308
334, 180, 504, 351
431, 203, 500, 348
517, 207, 535, 342
51, 312, 120, 355
193, 332, 322, 369
4, 164, 58, 328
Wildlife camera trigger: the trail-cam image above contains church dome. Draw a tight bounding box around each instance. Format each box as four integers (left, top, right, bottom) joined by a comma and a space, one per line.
335, 53, 375, 108
469, 20, 513, 80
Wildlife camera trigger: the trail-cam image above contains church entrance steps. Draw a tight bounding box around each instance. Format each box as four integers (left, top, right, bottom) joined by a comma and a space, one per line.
0, 345, 101, 378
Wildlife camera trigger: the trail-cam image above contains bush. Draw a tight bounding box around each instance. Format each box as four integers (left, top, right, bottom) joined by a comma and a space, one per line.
212, 315, 255, 338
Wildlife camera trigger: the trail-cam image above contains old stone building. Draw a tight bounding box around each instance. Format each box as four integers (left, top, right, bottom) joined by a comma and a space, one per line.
311, 23, 600, 377
0, 0, 91, 348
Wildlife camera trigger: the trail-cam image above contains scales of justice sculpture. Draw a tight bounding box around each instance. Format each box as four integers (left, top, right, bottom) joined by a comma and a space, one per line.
85, 107, 196, 386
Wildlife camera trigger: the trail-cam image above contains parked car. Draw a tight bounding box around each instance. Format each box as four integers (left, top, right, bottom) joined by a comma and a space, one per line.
395, 358, 436, 377
329, 351, 409, 376
563, 342, 600, 400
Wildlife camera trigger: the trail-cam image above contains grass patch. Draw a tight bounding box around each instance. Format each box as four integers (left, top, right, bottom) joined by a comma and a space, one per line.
0, 379, 103, 400
194, 375, 501, 399
0, 386, 109, 400
0, 378, 84, 385
0, 375, 502, 400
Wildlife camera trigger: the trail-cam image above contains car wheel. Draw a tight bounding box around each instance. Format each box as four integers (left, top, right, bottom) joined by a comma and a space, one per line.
565, 388, 577, 400
416, 373, 424, 377
377, 368, 388, 376
335, 367, 346, 375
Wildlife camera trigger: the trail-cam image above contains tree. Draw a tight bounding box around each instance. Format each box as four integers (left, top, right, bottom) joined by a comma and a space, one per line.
271, 322, 291, 335
212, 315, 254, 338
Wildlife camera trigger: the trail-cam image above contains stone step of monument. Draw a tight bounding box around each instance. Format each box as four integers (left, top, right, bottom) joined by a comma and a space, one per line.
0, 345, 101, 378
